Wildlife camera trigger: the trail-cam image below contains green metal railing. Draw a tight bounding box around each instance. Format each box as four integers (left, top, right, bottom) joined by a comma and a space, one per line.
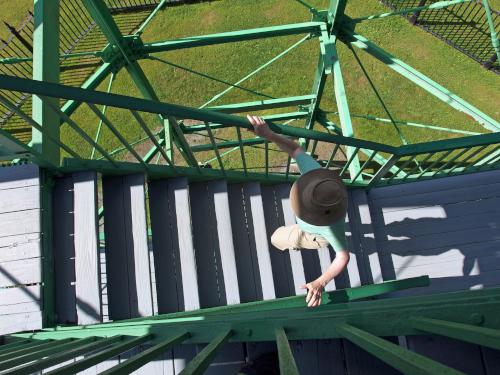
0, 73, 498, 187
1, 279, 500, 374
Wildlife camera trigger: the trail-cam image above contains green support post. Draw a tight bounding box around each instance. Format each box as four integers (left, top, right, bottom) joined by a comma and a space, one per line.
32, 0, 60, 165
337, 324, 464, 375
32, 0, 60, 328
275, 327, 300, 375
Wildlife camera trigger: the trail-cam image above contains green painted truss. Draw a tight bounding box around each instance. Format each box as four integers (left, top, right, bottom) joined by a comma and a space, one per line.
0, 0, 497, 187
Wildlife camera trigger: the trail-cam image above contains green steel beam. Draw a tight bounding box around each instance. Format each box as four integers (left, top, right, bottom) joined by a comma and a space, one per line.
482, 0, 500, 64
324, 27, 361, 179
82, 0, 197, 167
337, 323, 464, 375
141, 22, 324, 54
200, 35, 310, 109
0, 338, 76, 371
341, 30, 500, 132
60, 62, 114, 118
0, 75, 398, 154
135, 0, 168, 36
61, 157, 296, 185
5, 336, 122, 375
11, 288, 500, 344
354, 0, 472, 22
179, 330, 232, 375
411, 317, 500, 350
301, 53, 327, 149
206, 95, 315, 114
45, 335, 153, 375
0, 128, 42, 164
275, 328, 300, 375
100, 333, 189, 375
40, 276, 431, 326
32, 0, 60, 166
192, 137, 267, 152
182, 111, 309, 134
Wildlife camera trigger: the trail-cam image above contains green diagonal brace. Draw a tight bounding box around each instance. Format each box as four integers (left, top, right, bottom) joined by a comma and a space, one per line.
82, 0, 197, 166
341, 30, 500, 132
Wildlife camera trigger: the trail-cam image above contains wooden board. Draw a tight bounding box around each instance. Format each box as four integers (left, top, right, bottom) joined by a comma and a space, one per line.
53, 175, 76, 324
245, 182, 276, 301
0, 257, 41, 287
0, 209, 40, 239
189, 182, 227, 308
149, 179, 184, 314
275, 184, 306, 295
407, 335, 486, 375
0, 164, 39, 190
342, 337, 402, 375
261, 185, 296, 298
103, 174, 153, 320
0, 185, 39, 214
368, 169, 500, 295
0, 311, 42, 336
210, 180, 240, 306
73, 172, 102, 325
228, 183, 262, 303
171, 177, 200, 311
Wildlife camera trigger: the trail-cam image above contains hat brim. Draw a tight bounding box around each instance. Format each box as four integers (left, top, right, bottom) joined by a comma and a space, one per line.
290, 168, 347, 226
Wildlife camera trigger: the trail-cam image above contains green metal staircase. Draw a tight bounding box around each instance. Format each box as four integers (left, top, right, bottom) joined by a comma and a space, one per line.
0, 0, 499, 373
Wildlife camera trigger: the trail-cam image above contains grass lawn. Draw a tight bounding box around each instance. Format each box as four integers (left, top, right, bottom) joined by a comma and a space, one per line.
1, 0, 499, 170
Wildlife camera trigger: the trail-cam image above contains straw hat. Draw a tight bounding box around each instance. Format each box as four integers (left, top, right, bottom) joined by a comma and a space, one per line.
290, 168, 347, 226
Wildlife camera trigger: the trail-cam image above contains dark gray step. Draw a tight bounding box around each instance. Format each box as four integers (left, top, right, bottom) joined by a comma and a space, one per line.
102, 173, 153, 320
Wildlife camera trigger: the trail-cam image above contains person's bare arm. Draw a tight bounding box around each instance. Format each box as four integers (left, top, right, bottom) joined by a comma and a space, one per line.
301, 251, 350, 307
247, 115, 303, 158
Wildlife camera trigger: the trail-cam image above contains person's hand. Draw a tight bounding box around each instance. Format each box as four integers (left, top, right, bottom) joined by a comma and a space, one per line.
247, 115, 274, 139
300, 279, 325, 308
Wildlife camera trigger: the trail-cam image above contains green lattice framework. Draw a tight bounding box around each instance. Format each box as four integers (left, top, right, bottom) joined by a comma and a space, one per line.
0, 0, 498, 188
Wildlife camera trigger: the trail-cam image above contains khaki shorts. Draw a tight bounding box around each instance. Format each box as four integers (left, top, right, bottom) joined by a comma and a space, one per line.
271, 224, 329, 251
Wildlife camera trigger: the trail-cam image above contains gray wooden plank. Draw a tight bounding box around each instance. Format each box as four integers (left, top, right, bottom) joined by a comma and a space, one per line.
375, 210, 499, 238
53, 175, 76, 324
171, 178, 199, 311
0, 257, 41, 287
173, 345, 197, 374
210, 180, 240, 306
102, 174, 153, 320
73, 172, 102, 325
373, 196, 500, 227
0, 233, 39, 250
407, 335, 486, 375
0, 185, 40, 214
0, 301, 40, 315
350, 189, 383, 284
379, 240, 500, 270
149, 179, 184, 314
377, 226, 499, 254
372, 181, 500, 210
0, 311, 42, 335
0, 285, 41, 305
0, 238, 40, 263
275, 184, 306, 295
481, 347, 500, 375
370, 169, 500, 200
190, 182, 226, 308
0, 209, 40, 239
245, 183, 275, 300
342, 337, 402, 375
204, 342, 246, 375
0, 164, 39, 190
261, 185, 296, 298
228, 183, 262, 303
